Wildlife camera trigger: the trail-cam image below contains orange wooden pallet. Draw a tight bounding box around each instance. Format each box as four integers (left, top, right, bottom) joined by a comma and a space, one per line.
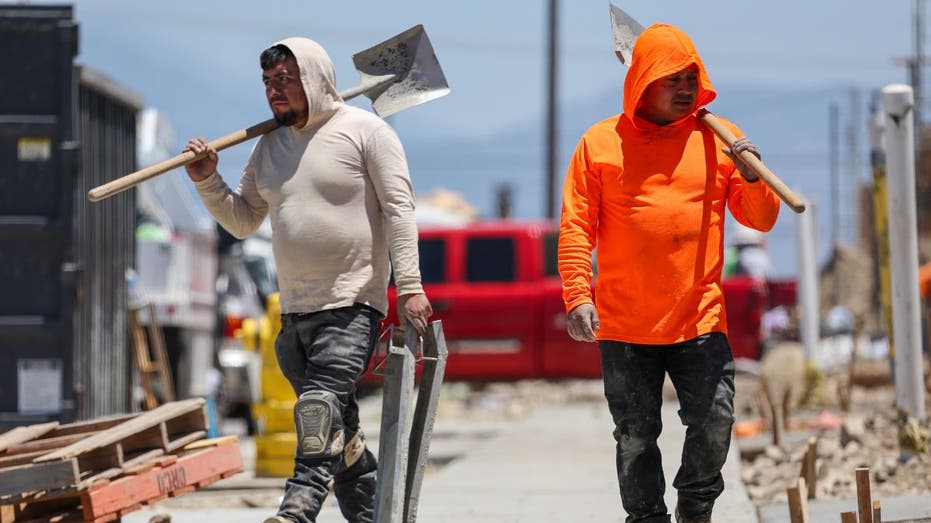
1, 438, 242, 523
80, 440, 243, 521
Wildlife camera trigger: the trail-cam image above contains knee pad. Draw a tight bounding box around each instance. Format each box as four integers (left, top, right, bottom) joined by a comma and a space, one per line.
294, 390, 344, 459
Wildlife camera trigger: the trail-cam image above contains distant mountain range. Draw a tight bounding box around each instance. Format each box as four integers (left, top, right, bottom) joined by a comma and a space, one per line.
400, 81, 877, 277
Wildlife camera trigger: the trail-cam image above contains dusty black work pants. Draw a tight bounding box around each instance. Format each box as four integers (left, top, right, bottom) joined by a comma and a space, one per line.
599, 333, 736, 523
274, 305, 382, 523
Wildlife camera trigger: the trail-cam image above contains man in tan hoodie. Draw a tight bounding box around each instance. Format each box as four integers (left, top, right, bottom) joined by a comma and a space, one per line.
559, 23, 779, 523
184, 38, 431, 523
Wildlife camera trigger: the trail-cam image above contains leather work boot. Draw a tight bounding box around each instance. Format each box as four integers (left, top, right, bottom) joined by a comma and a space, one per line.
675, 505, 711, 523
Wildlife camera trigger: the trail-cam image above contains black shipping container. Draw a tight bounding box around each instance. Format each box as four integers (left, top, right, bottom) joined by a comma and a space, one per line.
0, 5, 141, 428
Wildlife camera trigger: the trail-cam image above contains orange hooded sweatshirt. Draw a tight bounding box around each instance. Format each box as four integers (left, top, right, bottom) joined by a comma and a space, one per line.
558, 23, 780, 344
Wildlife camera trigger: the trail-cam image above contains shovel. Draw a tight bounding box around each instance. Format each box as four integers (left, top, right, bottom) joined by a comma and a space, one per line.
609, 3, 805, 214
88, 24, 449, 203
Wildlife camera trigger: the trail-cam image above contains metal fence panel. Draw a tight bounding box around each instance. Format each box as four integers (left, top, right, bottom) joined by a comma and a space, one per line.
72, 66, 141, 419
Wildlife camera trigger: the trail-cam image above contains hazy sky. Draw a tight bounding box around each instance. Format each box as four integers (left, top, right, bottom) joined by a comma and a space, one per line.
69, 1, 916, 135
37, 0, 925, 275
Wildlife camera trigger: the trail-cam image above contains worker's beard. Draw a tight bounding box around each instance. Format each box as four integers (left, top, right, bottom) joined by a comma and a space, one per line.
274, 109, 298, 126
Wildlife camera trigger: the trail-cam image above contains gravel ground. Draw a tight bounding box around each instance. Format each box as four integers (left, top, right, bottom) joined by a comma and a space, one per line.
735, 346, 931, 507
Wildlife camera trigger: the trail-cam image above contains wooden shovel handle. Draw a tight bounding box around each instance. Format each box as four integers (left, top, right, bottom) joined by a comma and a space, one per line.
698, 109, 806, 214
88, 118, 281, 202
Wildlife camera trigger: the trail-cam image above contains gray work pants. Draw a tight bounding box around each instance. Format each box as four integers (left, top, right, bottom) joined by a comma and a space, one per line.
273, 305, 382, 523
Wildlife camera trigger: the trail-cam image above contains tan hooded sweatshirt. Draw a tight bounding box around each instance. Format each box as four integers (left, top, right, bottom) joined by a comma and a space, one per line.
195, 37, 423, 315
558, 23, 779, 344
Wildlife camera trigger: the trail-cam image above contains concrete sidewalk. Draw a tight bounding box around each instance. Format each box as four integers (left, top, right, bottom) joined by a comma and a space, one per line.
413, 401, 755, 522
126, 397, 757, 523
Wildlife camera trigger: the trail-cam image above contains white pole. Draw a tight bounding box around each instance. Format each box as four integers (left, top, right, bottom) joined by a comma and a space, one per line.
882, 84, 927, 422
796, 196, 819, 361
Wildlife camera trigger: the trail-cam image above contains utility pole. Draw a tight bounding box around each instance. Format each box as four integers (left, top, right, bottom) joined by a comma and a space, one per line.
914, 0, 929, 235
914, 0, 925, 130
848, 87, 862, 246
829, 102, 839, 251
899, 0, 930, 252
829, 102, 841, 305
544, 0, 559, 220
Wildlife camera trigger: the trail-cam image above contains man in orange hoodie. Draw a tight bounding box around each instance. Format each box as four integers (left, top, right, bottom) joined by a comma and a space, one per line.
558, 23, 779, 523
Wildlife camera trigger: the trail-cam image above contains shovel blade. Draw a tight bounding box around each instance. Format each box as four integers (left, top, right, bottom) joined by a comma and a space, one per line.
352, 24, 450, 118
609, 2, 644, 66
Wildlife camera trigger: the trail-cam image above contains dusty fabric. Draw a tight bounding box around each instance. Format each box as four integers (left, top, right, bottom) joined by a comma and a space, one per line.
600, 334, 735, 522
558, 23, 780, 344
195, 37, 423, 315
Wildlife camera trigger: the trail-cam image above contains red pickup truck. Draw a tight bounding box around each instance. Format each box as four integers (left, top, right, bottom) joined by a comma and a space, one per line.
382, 220, 794, 382
385, 220, 599, 381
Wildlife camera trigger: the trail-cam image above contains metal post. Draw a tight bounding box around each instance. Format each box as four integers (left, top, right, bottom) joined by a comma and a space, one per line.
868, 92, 895, 357
882, 84, 927, 422
404, 321, 448, 523
374, 325, 417, 522
796, 195, 819, 361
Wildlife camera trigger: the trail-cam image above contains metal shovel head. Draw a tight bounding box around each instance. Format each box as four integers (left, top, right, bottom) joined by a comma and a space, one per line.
609, 2, 644, 66
352, 24, 450, 118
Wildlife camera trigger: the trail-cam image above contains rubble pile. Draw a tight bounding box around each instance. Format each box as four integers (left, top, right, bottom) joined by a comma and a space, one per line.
738, 379, 931, 506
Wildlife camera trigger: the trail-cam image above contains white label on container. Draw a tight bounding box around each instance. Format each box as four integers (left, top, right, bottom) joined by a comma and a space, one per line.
17, 137, 51, 161
18, 358, 62, 413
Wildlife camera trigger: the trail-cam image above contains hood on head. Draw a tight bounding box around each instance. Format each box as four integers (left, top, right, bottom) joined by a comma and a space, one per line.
622, 23, 715, 126
273, 37, 344, 129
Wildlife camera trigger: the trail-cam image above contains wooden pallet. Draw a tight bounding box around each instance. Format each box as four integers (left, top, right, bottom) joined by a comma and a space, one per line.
1, 438, 242, 523
81, 439, 241, 520
0, 399, 209, 504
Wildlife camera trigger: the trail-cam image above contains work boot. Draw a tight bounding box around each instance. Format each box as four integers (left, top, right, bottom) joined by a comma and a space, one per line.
263, 517, 291, 523
675, 505, 711, 523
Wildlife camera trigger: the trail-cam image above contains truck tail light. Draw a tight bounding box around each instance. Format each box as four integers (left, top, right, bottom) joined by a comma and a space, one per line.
223, 315, 245, 339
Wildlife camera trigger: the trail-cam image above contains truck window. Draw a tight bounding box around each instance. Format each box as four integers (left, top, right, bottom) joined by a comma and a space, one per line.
543, 232, 558, 277
419, 238, 446, 284
543, 231, 598, 276
465, 237, 515, 282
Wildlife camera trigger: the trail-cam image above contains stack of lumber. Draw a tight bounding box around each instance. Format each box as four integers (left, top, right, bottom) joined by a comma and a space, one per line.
0, 398, 243, 522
